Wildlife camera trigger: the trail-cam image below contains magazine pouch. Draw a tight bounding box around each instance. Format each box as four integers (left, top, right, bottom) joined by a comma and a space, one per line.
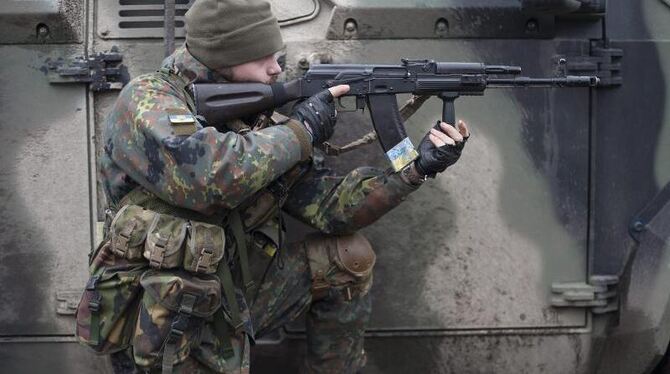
183, 221, 226, 274
143, 213, 187, 269
132, 270, 221, 372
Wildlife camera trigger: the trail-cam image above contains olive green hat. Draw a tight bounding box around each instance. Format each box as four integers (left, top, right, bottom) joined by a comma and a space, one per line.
185, 0, 284, 70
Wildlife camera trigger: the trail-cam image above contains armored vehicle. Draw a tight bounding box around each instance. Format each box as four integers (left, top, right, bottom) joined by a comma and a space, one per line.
0, 0, 669, 373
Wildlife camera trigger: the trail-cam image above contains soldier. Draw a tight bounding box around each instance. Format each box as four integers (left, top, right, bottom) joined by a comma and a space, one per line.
77, 0, 469, 373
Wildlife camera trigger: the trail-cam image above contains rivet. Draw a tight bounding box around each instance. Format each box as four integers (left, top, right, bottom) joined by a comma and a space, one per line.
526, 19, 539, 33
344, 19, 357, 33
435, 18, 449, 37
36, 23, 50, 40
632, 221, 646, 232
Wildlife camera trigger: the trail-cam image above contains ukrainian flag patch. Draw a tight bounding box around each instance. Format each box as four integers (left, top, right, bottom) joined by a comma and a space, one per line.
168, 114, 197, 136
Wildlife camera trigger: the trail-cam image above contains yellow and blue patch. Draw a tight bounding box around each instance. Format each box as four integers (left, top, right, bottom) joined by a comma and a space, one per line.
168, 114, 197, 136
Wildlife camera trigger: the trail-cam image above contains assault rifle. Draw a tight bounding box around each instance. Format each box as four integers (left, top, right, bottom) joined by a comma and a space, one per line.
192, 59, 598, 171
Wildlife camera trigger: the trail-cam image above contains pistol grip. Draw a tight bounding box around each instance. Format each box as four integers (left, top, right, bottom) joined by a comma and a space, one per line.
438, 92, 459, 125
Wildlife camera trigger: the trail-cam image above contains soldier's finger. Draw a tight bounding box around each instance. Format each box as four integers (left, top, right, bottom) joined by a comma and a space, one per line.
438, 122, 463, 143
457, 120, 470, 138
328, 85, 351, 98
429, 133, 446, 147
430, 128, 456, 146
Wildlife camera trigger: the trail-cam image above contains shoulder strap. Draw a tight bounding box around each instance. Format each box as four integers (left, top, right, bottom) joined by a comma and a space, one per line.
157, 67, 197, 115
229, 210, 254, 298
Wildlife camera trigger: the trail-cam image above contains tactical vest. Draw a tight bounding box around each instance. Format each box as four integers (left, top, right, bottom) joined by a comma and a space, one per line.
75, 67, 307, 373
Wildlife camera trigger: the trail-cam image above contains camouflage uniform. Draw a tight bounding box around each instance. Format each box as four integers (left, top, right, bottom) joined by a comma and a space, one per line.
97, 45, 420, 373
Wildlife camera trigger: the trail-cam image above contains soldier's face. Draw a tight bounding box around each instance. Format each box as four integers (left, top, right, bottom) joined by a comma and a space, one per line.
227, 53, 282, 84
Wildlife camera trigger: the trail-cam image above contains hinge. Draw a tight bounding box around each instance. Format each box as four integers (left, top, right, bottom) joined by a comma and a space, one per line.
561, 40, 623, 88
56, 289, 82, 316
47, 47, 129, 92
551, 275, 619, 314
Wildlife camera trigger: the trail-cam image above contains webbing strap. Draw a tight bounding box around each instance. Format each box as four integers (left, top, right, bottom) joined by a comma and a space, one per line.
158, 67, 196, 115
212, 309, 236, 359
229, 210, 254, 297
162, 293, 197, 374
86, 276, 102, 346
215, 260, 244, 334
89, 308, 100, 346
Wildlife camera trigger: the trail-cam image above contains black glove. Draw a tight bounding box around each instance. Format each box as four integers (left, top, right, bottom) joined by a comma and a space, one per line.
415, 121, 468, 177
291, 89, 337, 145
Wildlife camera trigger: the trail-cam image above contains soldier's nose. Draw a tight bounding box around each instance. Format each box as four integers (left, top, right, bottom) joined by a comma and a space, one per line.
268, 60, 282, 75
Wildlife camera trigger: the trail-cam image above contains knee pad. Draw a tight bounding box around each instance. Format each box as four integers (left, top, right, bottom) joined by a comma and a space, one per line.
303, 232, 376, 301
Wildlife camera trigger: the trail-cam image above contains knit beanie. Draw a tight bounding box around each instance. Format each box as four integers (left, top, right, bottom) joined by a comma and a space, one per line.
185, 0, 284, 70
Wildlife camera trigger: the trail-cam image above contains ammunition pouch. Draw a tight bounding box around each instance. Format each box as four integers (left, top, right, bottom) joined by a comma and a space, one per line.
110, 205, 156, 260
75, 241, 145, 354
143, 213, 188, 269
132, 270, 221, 372
304, 232, 376, 302
184, 221, 226, 274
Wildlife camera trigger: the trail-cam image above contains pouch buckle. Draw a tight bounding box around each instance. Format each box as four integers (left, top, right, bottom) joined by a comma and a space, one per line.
168, 293, 198, 339
112, 220, 136, 257
86, 275, 100, 291
168, 319, 187, 340
89, 292, 102, 313
195, 246, 214, 273
149, 235, 169, 268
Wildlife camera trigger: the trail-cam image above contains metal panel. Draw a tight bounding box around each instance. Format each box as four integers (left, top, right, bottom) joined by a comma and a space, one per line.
96, 0, 316, 39
0, 0, 83, 44
326, 0, 556, 39
0, 340, 111, 373
251, 333, 596, 374
0, 45, 91, 335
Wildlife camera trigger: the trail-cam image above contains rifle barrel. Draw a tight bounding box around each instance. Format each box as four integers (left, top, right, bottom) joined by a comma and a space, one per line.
487, 76, 599, 87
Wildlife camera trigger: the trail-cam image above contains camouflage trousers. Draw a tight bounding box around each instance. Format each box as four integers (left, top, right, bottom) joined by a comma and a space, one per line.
111, 234, 372, 374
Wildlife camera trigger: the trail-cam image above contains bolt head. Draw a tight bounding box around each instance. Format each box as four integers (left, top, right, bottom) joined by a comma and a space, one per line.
37, 24, 49, 37
526, 19, 539, 32
434, 19, 449, 37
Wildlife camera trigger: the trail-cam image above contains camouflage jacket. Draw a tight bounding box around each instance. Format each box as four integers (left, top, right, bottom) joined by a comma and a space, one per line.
99, 45, 420, 235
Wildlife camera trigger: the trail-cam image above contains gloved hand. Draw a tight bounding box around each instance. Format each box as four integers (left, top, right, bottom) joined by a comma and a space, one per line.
415, 120, 469, 177
291, 85, 349, 145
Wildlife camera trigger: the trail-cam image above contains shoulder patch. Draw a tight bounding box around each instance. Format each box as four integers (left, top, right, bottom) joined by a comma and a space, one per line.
168, 113, 197, 136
